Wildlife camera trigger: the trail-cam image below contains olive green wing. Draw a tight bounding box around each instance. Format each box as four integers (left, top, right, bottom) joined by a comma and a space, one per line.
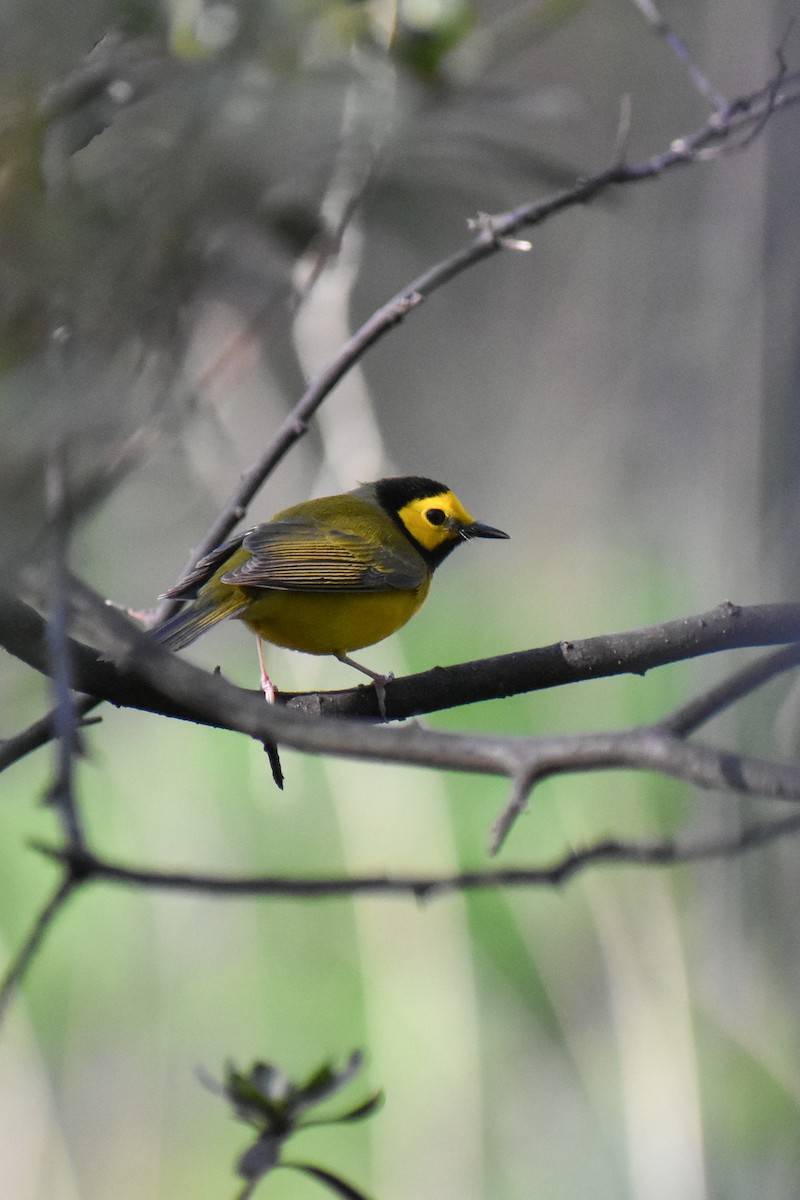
220, 521, 426, 592
160, 533, 247, 600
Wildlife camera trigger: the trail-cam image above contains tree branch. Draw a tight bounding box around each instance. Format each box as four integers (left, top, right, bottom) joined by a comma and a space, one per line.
43, 443, 87, 851
490, 637, 800, 851
4, 590, 800, 755
32, 811, 800, 901
3, 594, 795, 782
286, 600, 800, 721
0, 872, 78, 1026
627, 0, 728, 113
663, 642, 800, 737
4, 586, 800, 845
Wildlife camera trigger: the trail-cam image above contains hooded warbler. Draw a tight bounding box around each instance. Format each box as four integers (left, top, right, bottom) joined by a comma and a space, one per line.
156, 475, 508, 701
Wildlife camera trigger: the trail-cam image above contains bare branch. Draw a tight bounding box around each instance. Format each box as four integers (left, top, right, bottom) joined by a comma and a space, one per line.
33, 812, 800, 901
6, 593, 800, 772
664, 643, 800, 737
627, 0, 728, 114
488, 722, 800, 851
5, 587, 800, 834
490, 768, 540, 856
4, 589, 800, 732
0, 696, 100, 776
490, 637, 800, 850
0, 873, 78, 1027
43, 442, 86, 851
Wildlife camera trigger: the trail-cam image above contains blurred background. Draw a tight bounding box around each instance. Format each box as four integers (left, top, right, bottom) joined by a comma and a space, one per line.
2, 0, 800, 1196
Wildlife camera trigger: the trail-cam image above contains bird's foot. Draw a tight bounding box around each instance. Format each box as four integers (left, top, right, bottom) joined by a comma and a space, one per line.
371, 673, 394, 722
336, 654, 393, 721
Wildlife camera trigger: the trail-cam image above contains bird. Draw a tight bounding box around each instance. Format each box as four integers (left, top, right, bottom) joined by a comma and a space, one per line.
155, 475, 509, 707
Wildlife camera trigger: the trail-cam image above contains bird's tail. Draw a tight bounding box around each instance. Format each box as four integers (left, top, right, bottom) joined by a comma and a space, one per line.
152, 594, 246, 651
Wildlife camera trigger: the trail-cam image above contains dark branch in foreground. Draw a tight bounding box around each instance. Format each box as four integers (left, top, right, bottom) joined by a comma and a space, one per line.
3, 585, 800, 853
0, 873, 78, 1024
287, 600, 800, 720
3, 590, 800, 746
2, 595, 799, 777
43, 446, 87, 852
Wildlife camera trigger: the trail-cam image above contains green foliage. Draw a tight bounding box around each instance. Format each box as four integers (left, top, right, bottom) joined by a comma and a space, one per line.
205, 1052, 381, 1199
390, 0, 475, 80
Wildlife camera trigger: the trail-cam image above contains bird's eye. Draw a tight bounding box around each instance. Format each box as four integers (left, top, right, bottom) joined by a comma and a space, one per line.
425, 508, 447, 526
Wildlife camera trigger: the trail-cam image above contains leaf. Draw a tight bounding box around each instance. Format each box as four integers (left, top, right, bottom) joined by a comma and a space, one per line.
284, 1161, 376, 1200
225, 1063, 292, 1129
297, 1062, 340, 1103
301, 1091, 384, 1128
294, 1051, 363, 1112
206, 1050, 382, 1193
331, 1091, 384, 1124
249, 1062, 292, 1103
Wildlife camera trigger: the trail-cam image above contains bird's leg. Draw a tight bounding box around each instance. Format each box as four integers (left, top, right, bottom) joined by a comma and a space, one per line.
336, 653, 393, 721
256, 635, 276, 704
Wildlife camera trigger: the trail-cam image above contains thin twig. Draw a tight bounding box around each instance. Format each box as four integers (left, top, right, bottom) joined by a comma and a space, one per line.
664, 642, 800, 737
43, 442, 86, 850
0, 697, 100, 776
0, 873, 78, 1026
33, 812, 800, 900
490, 767, 538, 856
627, 0, 729, 114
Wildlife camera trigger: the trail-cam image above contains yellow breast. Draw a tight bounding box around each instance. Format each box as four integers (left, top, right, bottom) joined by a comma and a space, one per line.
234, 578, 431, 655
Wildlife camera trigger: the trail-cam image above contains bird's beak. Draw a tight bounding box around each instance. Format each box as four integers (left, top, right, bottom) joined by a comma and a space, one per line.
461, 520, 510, 540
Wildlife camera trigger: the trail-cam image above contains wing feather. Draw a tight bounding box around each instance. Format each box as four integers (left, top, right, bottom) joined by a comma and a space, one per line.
221, 521, 425, 592
160, 533, 246, 600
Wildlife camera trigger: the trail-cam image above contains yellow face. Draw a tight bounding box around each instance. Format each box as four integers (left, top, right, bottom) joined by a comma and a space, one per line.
395, 490, 476, 553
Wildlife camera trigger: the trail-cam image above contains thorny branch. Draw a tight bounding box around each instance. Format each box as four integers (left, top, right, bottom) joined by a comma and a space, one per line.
0, 874, 79, 1024
6, 802, 800, 1016
31, 811, 800, 901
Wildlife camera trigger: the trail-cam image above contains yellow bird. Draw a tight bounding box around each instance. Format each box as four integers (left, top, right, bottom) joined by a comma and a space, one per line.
156, 476, 508, 702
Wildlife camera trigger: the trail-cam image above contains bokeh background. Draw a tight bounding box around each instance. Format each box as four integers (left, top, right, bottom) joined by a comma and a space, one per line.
2, 0, 800, 1197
